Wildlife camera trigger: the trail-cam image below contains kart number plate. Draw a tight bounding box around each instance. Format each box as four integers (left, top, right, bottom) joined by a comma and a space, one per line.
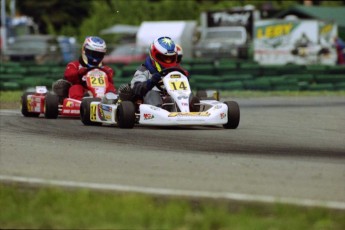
168, 80, 189, 91
90, 76, 106, 87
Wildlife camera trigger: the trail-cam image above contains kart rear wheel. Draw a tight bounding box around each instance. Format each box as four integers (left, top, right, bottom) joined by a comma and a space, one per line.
223, 101, 240, 129
21, 92, 40, 117
80, 98, 102, 126
117, 101, 135, 129
44, 93, 59, 119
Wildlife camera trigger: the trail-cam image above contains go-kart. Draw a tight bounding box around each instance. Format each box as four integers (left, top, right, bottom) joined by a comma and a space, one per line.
21, 68, 111, 119
80, 67, 240, 129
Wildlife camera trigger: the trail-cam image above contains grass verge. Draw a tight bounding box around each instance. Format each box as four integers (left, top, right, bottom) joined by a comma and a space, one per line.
1, 183, 345, 229
1, 90, 345, 109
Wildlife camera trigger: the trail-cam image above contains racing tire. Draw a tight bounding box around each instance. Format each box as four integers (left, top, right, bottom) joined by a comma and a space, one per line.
189, 95, 200, 112
80, 98, 102, 126
223, 101, 240, 129
44, 93, 59, 119
117, 101, 135, 129
21, 92, 40, 117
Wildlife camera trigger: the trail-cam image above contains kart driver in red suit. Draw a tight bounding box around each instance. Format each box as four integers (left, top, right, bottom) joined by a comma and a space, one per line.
64, 36, 116, 100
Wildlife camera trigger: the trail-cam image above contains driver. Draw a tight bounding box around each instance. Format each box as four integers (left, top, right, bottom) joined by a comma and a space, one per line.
130, 36, 189, 106
62, 36, 116, 100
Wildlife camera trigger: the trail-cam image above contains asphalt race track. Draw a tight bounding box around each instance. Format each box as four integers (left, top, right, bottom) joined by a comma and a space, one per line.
1, 96, 345, 209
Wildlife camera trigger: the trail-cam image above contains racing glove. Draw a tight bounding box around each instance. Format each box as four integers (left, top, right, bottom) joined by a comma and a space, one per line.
78, 67, 89, 78
146, 73, 161, 90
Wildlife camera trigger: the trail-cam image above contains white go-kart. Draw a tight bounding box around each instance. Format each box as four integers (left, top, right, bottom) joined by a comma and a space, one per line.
80, 67, 240, 129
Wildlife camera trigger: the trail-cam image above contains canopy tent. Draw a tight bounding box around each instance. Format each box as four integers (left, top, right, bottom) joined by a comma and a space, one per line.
100, 24, 139, 35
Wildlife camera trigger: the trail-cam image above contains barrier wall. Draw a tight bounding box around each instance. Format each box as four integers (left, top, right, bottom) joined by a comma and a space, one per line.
1, 59, 344, 91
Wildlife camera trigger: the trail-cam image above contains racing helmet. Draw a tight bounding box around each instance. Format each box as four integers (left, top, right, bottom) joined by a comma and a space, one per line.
149, 36, 177, 71
176, 44, 183, 63
82, 36, 107, 67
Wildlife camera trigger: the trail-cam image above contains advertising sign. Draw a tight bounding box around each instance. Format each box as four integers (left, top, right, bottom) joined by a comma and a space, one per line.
206, 10, 254, 38
254, 20, 337, 65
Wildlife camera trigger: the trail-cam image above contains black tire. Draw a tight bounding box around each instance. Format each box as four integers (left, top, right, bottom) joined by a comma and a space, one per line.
80, 98, 102, 126
189, 95, 200, 112
223, 101, 240, 129
21, 92, 40, 117
117, 101, 135, 129
44, 93, 59, 119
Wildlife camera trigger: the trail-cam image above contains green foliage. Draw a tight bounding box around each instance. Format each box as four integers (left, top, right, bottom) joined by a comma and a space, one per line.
16, 0, 90, 35
1, 184, 345, 229
14, 0, 345, 44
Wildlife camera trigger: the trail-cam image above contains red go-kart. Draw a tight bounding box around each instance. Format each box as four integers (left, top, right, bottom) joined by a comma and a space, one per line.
21, 68, 110, 119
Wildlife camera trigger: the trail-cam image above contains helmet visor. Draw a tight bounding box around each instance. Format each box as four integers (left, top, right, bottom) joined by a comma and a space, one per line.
156, 53, 177, 64
85, 49, 105, 60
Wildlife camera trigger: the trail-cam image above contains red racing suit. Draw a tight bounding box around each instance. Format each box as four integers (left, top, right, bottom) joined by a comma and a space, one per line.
64, 59, 116, 100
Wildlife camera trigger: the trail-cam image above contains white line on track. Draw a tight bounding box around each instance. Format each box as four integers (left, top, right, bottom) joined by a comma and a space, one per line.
1, 175, 344, 210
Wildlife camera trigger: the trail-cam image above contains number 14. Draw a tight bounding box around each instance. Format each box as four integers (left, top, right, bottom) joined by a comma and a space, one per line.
169, 80, 188, 90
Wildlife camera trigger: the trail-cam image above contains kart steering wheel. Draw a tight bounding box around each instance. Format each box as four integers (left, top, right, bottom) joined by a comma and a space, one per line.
155, 67, 186, 91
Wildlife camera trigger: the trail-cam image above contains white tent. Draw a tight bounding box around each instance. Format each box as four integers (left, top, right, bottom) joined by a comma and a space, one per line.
100, 24, 139, 35
136, 21, 197, 59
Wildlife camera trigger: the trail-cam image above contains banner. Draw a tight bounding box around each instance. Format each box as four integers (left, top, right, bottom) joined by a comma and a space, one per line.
254, 20, 337, 65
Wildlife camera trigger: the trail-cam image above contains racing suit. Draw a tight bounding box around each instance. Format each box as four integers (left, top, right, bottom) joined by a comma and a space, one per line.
130, 57, 189, 103
64, 57, 116, 100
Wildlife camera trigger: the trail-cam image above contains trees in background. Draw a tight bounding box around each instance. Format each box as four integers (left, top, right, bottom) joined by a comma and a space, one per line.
15, 0, 344, 43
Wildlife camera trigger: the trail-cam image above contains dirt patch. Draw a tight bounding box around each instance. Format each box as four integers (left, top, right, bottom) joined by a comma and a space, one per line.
0, 102, 20, 110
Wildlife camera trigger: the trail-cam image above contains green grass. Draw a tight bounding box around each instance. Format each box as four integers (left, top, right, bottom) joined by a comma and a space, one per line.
219, 90, 345, 98
1, 90, 345, 104
1, 90, 344, 109
0, 91, 23, 103
1, 184, 344, 229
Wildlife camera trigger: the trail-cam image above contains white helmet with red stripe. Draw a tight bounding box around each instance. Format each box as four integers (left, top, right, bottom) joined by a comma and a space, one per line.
82, 36, 107, 67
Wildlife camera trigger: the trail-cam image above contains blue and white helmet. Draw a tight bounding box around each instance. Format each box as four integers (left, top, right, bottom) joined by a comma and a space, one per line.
82, 36, 107, 67
149, 36, 177, 71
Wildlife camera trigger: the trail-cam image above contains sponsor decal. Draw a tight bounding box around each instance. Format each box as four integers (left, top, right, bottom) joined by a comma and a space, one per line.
101, 105, 112, 112
177, 95, 189, 100
66, 101, 74, 107
214, 105, 223, 109
97, 104, 107, 121
90, 104, 97, 121
170, 74, 181, 78
143, 113, 154, 120
149, 106, 160, 111
220, 113, 226, 119
168, 112, 210, 117
64, 109, 79, 114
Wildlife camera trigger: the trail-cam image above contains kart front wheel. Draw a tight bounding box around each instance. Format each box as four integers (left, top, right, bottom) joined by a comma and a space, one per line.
117, 101, 135, 129
223, 101, 240, 129
21, 92, 40, 117
80, 98, 102, 126
44, 93, 59, 119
